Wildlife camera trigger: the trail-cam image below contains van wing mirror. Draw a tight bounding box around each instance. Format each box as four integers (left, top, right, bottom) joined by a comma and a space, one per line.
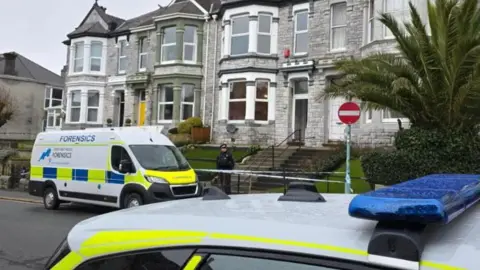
119, 159, 133, 174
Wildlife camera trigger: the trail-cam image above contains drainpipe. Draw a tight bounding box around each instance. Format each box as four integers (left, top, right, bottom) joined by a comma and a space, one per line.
202, 13, 210, 125
209, 14, 218, 141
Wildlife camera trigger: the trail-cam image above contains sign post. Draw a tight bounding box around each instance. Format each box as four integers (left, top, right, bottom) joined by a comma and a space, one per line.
337, 102, 361, 194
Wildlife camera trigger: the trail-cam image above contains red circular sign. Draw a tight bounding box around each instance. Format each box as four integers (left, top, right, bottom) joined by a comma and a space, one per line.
338, 102, 361, 124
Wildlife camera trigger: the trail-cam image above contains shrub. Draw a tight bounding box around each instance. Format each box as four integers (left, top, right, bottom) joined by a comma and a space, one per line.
169, 133, 191, 147
186, 117, 203, 128
177, 121, 191, 134
361, 127, 480, 186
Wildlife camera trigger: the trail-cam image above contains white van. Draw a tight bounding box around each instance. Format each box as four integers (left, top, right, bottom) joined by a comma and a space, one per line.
28, 126, 201, 210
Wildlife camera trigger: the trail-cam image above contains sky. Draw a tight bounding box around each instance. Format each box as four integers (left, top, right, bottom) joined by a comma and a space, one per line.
0, 0, 171, 75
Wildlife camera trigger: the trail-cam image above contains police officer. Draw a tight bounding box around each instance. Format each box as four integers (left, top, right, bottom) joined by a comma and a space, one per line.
216, 143, 235, 194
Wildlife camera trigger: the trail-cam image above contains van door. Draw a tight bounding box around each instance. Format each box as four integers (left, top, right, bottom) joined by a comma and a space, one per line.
105, 145, 138, 205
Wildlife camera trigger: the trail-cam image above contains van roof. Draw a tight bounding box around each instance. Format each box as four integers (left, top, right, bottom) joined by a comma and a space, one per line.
36, 126, 173, 146
67, 192, 478, 269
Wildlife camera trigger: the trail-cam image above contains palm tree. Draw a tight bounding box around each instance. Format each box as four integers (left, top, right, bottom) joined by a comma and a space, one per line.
322, 0, 480, 133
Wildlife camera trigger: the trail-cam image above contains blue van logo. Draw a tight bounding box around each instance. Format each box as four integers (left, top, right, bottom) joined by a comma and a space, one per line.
38, 148, 52, 162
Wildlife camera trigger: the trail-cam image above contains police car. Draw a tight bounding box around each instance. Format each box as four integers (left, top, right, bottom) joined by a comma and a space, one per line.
45, 174, 478, 270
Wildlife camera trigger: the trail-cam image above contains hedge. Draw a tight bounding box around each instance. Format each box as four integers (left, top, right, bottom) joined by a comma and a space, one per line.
361, 127, 480, 186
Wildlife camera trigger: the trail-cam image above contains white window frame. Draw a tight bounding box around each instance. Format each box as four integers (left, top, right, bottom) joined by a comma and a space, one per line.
366, 109, 373, 123
383, 0, 409, 39
138, 37, 148, 72
46, 108, 62, 129
118, 39, 127, 74
158, 84, 174, 123
161, 27, 177, 64
257, 14, 272, 55
68, 37, 107, 76
227, 80, 247, 122
293, 10, 309, 55
73, 41, 84, 73
330, 2, 347, 51
69, 90, 82, 123
230, 15, 250, 56
181, 84, 195, 120
86, 90, 100, 124
44, 87, 63, 109
89, 41, 103, 72
381, 109, 408, 123
254, 80, 269, 122
367, 0, 375, 43
183, 26, 197, 63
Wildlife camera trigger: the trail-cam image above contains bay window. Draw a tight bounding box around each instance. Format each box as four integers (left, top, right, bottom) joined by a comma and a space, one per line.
181, 84, 194, 120
90, 41, 102, 71
158, 85, 174, 121
257, 14, 271, 54
183, 26, 197, 62
255, 81, 268, 121
73, 42, 84, 72
69, 90, 81, 122
87, 90, 99, 122
162, 27, 176, 62
138, 37, 147, 71
330, 2, 347, 50
118, 40, 127, 73
228, 81, 247, 120
294, 11, 308, 54
383, 0, 409, 38
231, 15, 249, 56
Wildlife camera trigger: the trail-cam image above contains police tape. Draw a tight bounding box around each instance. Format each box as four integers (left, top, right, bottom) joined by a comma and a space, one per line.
194, 169, 346, 184
194, 169, 346, 175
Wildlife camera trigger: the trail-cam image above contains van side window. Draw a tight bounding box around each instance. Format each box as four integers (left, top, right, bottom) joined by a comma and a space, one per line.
111, 145, 134, 172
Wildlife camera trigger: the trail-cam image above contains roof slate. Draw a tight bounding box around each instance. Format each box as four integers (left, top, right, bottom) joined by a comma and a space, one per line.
0, 52, 64, 86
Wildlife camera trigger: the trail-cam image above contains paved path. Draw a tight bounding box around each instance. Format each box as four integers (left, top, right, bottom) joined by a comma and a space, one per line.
0, 196, 112, 269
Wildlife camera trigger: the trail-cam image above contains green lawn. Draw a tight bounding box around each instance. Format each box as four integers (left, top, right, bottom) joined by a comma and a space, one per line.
268, 159, 371, 194
184, 147, 249, 169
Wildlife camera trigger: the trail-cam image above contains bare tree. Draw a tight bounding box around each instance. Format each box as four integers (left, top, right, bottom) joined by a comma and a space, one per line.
0, 84, 15, 128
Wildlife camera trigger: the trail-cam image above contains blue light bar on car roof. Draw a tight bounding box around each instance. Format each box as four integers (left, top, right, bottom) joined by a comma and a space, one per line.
348, 174, 480, 225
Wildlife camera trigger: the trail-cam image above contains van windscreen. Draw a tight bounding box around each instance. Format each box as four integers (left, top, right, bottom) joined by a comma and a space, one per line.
129, 145, 190, 171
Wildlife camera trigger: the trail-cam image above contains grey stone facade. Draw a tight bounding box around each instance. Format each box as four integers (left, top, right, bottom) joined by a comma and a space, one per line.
201, 0, 425, 147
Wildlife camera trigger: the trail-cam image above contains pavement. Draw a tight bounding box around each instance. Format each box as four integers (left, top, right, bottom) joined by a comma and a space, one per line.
0, 191, 113, 269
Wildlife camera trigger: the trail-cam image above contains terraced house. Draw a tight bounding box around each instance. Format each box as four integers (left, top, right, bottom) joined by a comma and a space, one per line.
61, 0, 428, 147
62, 0, 217, 129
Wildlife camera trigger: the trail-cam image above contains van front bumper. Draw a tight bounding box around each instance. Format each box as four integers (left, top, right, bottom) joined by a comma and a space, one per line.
146, 182, 202, 203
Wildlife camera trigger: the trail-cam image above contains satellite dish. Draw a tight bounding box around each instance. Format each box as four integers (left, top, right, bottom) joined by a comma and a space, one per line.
226, 124, 238, 134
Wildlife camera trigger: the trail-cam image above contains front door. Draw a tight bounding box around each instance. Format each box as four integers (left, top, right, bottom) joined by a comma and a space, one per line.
113, 91, 125, 127
291, 79, 308, 141
138, 90, 146, 126
328, 97, 346, 140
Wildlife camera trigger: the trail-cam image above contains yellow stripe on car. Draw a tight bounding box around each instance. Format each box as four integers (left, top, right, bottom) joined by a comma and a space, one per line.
50, 251, 83, 270
69, 230, 462, 270
183, 255, 204, 270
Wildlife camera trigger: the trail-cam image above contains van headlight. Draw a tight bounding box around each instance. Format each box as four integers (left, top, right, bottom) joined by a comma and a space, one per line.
145, 176, 167, 184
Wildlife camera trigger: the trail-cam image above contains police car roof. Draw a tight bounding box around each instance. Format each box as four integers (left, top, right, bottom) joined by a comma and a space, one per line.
36, 126, 173, 146
67, 193, 479, 269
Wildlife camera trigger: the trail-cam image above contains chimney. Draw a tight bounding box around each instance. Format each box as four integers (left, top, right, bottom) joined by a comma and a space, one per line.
60, 65, 68, 79
3, 52, 17, 76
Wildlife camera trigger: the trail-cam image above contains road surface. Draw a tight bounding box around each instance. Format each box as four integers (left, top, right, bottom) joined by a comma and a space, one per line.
0, 198, 112, 270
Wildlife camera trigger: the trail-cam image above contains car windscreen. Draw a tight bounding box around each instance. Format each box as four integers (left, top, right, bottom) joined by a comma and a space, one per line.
129, 144, 190, 171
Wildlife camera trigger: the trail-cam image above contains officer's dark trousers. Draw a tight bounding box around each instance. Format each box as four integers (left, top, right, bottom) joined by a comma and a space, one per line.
219, 171, 232, 194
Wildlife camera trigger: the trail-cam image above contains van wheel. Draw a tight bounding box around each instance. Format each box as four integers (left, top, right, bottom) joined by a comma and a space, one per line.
124, 193, 143, 209
43, 187, 60, 210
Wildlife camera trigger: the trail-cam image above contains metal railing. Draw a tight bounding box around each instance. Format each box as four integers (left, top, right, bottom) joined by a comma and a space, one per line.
240, 129, 302, 193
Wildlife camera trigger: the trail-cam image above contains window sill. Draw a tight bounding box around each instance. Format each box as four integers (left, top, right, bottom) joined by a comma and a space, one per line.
329, 48, 346, 53
219, 53, 278, 64
381, 118, 409, 123
138, 68, 147, 72
117, 70, 126, 75
154, 62, 203, 68
68, 71, 106, 77
220, 119, 274, 126
157, 120, 173, 124
292, 53, 308, 58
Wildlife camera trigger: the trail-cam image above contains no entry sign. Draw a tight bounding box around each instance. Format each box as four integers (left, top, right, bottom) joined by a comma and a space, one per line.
338, 102, 361, 125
